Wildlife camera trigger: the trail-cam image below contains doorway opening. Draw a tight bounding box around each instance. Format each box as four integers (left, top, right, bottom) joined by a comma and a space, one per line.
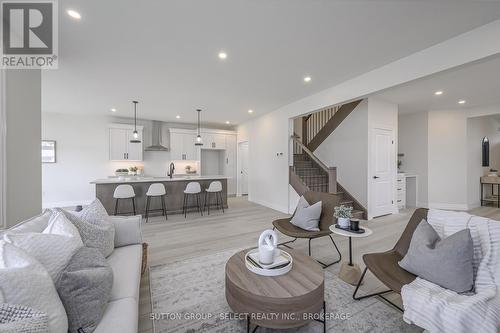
238, 141, 249, 196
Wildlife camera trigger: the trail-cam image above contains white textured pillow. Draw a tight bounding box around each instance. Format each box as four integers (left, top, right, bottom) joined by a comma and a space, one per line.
0, 303, 49, 333
63, 210, 115, 258
43, 211, 81, 238
3, 220, 83, 281
290, 196, 322, 231
74, 199, 110, 225
0, 241, 68, 333
8, 210, 52, 234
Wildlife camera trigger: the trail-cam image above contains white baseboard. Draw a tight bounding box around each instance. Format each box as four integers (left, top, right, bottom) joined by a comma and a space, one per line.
42, 199, 93, 209
427, 202, 469, 211
416, 201, 429, 208
467, 201, 481, 210
248, 197, 289, 214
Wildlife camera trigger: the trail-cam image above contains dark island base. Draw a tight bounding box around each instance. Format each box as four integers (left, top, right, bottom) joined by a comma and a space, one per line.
96, 179, 228, 217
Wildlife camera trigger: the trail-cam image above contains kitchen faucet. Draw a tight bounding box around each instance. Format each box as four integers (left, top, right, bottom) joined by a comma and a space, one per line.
168, 162, 175, 179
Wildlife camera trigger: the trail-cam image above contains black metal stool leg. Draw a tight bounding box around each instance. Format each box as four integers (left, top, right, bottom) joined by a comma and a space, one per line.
220, 192, 224, 213
196, 193, 203, 216
160, 195, 167, 221
183, 194, 187, 218
162, 195, 167, 220
132, 198, 136, 215
145, 196, 150, 223
114, 198, 119, 215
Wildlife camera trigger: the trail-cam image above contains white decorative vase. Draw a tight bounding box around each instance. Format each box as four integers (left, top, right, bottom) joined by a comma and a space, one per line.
258, 230, 278, 265
338, 217, 350, 228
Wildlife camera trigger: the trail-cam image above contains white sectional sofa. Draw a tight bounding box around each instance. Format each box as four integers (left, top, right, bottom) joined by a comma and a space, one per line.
6, 214, 144, 333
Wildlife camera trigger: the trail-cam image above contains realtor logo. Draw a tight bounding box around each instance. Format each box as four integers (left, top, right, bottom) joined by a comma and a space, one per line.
1, 0, 58, 68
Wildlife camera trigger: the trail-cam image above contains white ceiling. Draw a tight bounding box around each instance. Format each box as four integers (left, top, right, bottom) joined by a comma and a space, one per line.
42, 0, 500, 125
375, 54, 500, 113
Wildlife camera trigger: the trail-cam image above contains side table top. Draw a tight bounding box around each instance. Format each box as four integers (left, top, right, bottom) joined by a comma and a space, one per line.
225, 248, 324, 299
329, 224, 373, 238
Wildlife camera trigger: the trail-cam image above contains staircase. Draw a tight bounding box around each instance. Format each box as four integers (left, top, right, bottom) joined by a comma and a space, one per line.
290, 99, 366, 219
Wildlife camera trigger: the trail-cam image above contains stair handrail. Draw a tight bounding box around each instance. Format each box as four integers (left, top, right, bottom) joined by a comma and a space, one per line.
291, 134, 330, 174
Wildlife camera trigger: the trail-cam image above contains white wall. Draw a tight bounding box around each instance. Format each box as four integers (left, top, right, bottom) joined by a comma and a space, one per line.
427, 109, 468, 210
315, 100, 369, 206
236, 21, 500, 214
398, 111, 429, 206
236, 109, 291, 213
310, 97, 397, 219
41, 112, 203, 207
5, 70, 42, 227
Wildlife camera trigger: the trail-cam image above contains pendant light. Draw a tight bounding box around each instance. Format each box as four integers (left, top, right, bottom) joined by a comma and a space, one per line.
195, 109, 203, 146
130, 101, 141, 143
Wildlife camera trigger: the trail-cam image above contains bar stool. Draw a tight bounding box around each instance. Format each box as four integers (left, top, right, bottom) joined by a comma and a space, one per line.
113, 184, 136, 216
204, 181, 224, 215
145, 183, 167, 223
182, 182, 203, 218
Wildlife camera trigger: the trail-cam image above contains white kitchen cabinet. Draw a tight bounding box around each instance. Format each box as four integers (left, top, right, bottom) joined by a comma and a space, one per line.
396, 173, 406, 209
170, 130, 198, 160
109, 125, 143, 161
202, 132, 226, 149
126, 130, 143, 161
224, 134, 237, 195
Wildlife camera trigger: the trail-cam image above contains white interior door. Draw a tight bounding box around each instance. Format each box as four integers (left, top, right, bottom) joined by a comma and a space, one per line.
238, 141, 249, 195
370, 128, 395, 217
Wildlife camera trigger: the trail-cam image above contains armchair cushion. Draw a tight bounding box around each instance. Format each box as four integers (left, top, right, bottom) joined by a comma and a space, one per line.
363, 250, 416, 293
273, 218, 331, 239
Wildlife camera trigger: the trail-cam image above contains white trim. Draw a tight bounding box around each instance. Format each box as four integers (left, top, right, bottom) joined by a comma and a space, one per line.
0, 70, 6, 229
427, 202, 469, 211
42, 199, 93, 209
249, 197, 288, 214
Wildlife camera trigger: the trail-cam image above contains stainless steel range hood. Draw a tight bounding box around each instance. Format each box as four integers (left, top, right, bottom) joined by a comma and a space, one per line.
145, 121, 169, 151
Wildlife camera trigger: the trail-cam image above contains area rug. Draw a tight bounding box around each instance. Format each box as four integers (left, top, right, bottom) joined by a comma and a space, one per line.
150, 249, 422, 333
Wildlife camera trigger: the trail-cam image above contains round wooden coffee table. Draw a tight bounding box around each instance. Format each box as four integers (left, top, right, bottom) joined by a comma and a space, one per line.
225, 248, 325, 332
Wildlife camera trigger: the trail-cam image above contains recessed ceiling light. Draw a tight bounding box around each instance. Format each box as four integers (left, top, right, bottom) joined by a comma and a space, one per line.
434, 91, 443, 96
458, 100, 466, 104
225, 121, 230, 124
67, 9, 81, 20
218, 51, 227, 60
303, 76, 312, 83
110, 108, 117, 112
176, 115, 181, 119
248, 109, 253, 114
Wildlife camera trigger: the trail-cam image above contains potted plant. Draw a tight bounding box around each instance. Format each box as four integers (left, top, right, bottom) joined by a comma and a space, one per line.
334, 205, 353, 228
115, 168, 129, 176
129, 166, 138, 176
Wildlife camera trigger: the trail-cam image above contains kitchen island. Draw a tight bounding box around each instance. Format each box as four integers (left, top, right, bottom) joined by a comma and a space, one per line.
91, 176, 228, 216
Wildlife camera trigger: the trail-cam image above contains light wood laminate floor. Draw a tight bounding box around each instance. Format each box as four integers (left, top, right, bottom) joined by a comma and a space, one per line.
138, 197, 500, 333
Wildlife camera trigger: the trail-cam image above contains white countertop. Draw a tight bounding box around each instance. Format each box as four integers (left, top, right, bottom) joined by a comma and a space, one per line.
90, 175, 229, 184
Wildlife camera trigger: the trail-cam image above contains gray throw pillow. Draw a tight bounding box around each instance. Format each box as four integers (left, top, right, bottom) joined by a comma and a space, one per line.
60, 209, 115, 258
0, 303, 49, 333
399, 220, 474, 293
55, 247, 113, 333
290, 196, 322, 231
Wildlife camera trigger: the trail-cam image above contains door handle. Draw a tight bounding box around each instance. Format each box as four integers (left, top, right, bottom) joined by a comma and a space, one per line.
373, 176, 379, 179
